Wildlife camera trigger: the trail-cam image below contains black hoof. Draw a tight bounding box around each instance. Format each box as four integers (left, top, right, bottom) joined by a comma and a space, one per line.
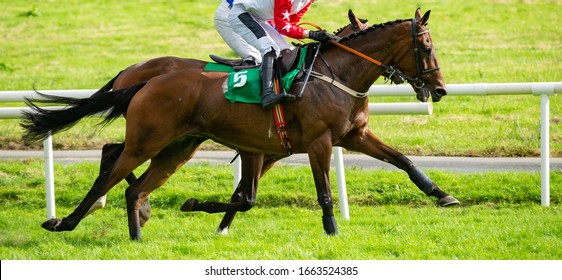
41, 218, 61, 231
180, 198, 199, 212
438, 195, 460, 207
322, 215, 338, 235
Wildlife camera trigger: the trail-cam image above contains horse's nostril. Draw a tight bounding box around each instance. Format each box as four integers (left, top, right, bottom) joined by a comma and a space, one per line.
435, 88, 447, 96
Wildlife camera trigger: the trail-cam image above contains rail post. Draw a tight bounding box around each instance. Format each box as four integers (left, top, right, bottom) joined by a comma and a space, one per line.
43, 131, 56, 219
333, 147, 350, 220
540, 93, 550, 206
233, 153, 242, 189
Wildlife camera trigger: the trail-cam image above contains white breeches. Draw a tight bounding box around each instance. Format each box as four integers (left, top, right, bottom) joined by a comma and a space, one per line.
215, 2, 261, 62
228, 3, 292, 58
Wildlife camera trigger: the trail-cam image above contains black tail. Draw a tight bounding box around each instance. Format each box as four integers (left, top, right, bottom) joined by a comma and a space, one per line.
94, 70, 123, 94
21, 81, 147, 144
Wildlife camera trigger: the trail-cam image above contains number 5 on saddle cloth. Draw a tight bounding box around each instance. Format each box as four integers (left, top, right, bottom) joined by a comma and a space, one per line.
204, 46, 309, 104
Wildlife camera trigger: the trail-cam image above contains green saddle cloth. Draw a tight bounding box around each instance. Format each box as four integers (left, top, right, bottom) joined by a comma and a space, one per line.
203, 47, 307, 104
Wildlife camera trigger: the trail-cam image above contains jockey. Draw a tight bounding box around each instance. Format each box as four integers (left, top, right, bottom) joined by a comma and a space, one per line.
215, 0, 261, 67
226, 0, 337, 109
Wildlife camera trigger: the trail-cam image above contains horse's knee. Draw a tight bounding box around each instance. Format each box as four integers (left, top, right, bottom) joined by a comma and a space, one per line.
239, 199, 255, 212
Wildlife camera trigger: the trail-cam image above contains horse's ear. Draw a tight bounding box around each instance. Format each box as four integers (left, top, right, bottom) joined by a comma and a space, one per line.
348, 9, 360, 28
348, 9, 356, 23
349, 9, 369, 30
421, 10, 431, 26
415, 7, 422, 19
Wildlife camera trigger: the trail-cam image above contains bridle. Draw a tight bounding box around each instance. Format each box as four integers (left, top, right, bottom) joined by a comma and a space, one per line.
387, 17, 441, 88
327, 17, 441, 90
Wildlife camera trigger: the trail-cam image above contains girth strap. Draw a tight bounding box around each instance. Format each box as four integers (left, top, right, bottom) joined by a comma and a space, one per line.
272, 75, 293, 155
272, 103, 292, 155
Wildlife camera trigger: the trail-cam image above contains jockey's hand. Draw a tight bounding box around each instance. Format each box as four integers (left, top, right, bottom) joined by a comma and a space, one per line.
308, 30, 339, 43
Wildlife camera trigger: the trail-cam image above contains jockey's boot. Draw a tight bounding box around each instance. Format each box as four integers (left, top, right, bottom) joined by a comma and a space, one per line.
260, 50, 296, 109
233, 56, 258, 70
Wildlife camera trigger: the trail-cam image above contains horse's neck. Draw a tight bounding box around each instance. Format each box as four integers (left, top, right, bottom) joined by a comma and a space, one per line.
321, 21, 411, 94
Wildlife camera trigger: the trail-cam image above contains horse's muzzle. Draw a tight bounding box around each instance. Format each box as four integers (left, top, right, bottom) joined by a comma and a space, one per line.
431, 88, 447, 102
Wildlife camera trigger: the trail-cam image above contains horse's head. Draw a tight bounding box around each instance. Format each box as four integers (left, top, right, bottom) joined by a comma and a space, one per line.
391, 8, 447, 102
312, 9, 447, 102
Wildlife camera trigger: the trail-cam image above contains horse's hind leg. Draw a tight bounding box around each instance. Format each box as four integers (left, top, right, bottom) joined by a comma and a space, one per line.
338, 128, 459, 206
41, 145, 147, 233
216, 153, 283, 234
125, 137, 204, 240
85, 143, 133, 215
84, 142, 151, 226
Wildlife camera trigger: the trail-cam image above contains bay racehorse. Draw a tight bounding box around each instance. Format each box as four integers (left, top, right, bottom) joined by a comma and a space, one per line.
22, 9, 458, 240
79, 10, 372, 233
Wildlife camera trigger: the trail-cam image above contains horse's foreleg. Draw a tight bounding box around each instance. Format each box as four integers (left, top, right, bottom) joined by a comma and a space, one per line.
338, 129, 459, 206
307, 137, 338, 235
215, 184, 243, 235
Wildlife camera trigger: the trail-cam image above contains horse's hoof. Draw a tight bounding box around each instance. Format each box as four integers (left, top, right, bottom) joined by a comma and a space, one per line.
438, 195, 460, 207
180, 198, 198, 212
322, 215, 338, 235
139, 215, 149, 227
139, 205, 151, 227
41, 218, 62, 231
216, 227, 229, 235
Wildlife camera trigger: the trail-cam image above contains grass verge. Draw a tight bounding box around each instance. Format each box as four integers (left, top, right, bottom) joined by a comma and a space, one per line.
1, 160, 560, 259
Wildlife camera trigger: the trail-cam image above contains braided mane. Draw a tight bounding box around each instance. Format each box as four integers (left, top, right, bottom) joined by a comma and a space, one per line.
336, 19, 410, 43
297, 18, 413, 58
334, 18, 369, 35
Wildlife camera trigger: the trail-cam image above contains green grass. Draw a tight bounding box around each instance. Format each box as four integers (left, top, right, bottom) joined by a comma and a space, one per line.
2, 205, 561, 260
1, 160, 561, 259
0, 0, 560, 156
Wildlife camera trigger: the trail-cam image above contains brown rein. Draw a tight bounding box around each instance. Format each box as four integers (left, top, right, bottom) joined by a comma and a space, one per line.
328, 40, 384, 67
300, 21, 384, 67
329, 29, 431, 68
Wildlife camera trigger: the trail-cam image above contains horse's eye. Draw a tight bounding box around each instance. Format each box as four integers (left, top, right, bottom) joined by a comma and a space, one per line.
422, 45, 432, 54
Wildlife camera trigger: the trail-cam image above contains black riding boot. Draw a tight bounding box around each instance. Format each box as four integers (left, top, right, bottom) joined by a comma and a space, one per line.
260, 50, 295, 109
260, 51, 282, 109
